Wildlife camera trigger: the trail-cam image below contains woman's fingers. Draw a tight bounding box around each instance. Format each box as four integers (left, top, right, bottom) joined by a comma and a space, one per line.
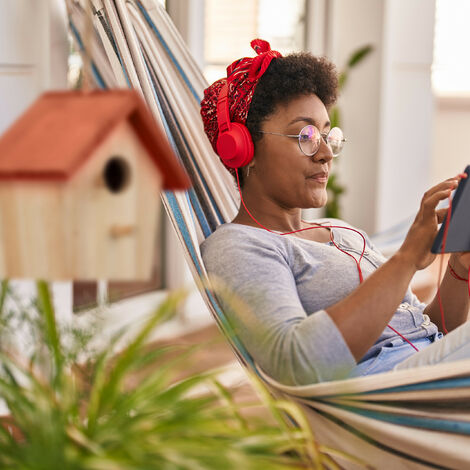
420, 174, 467, 217
401, 175, 465, 270
424, 178, 458, 199
436, 208, 449, 224
421, 188, 455, 217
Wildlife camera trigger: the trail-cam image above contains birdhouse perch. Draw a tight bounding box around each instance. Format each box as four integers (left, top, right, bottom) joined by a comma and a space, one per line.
0, 90, 191, 280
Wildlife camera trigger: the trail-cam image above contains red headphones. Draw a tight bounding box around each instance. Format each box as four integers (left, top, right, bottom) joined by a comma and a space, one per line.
216, 83, 254, 169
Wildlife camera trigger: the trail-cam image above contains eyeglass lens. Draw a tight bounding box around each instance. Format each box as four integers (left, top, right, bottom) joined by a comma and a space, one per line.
299, 125, 344, 157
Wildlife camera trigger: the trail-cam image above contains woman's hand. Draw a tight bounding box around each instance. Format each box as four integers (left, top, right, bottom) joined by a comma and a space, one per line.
398, 176, 461, 271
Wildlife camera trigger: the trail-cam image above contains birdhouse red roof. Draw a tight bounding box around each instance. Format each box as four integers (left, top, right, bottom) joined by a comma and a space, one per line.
0, 89, 191, 190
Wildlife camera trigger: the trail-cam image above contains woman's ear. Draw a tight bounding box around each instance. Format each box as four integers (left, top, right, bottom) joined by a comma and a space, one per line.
246, 162, 255, 178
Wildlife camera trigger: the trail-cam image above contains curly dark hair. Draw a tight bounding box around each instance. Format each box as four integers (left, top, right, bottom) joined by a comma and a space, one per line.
239, 52, 338, 186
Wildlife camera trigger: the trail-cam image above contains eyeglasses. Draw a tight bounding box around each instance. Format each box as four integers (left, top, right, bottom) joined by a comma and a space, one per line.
258, 125, 346, 157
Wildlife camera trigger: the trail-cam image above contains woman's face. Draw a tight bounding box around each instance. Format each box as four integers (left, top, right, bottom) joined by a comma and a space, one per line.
251, 93, 333, 209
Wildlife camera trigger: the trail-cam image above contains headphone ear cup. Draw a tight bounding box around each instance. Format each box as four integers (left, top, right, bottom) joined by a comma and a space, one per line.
216, 123, 254, 169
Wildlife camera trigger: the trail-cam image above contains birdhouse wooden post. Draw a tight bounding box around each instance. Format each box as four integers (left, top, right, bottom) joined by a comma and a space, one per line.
0, 90, 191, 280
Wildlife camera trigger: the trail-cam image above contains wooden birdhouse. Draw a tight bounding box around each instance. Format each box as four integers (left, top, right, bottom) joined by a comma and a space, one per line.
0, 90, 191, 280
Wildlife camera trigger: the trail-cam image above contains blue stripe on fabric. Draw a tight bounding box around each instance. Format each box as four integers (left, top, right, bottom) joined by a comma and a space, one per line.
136, 0, 201, 102
310, 377, 470, 400
313, 408, 449, 469
95, 11, 132, 87
365, 376, 470, 395
69, 21, 106, 89
92, 63, 106, 89
184, 190, 210, 241
331, 403, 470, 435
309, 375, 470, 401
184, 191, 198, 232
69, 21, 83, 47
143, 68, 181, 156
111, 42, 131, 88
165, 191, 204, 275
187, 190, 212, 238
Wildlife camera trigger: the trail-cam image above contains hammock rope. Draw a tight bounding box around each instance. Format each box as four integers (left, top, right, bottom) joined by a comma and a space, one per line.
67, 1, 470, 468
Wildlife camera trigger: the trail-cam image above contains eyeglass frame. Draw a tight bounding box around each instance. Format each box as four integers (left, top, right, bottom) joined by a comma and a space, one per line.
257, 124, 346, 157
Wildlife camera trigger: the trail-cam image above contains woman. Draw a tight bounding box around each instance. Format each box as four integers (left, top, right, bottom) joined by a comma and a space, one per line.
199, 39, 470, 386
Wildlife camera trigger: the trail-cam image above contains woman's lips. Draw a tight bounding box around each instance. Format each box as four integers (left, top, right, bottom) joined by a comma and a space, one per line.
307, 172, 328, 183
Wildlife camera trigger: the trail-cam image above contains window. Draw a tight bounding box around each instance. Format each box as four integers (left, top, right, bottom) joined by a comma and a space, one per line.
433, 0, 470, 94
203, 0, 306, 84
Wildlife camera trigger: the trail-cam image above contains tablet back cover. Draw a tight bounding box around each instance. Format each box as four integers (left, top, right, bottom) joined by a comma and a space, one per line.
432, 165, 470, 253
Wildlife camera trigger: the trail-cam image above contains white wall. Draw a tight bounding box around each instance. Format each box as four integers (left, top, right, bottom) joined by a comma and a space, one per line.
375, 0, 435, 232
0, 0, 71, 324
166, 0, 205, 70
325, 0, 435, 234
0, 0, 68, 134
432, 96, 470, 183
327, 0, 384, 233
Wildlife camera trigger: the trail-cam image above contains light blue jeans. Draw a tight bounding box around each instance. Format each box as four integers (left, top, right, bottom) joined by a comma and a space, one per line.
350, 320, 470, 377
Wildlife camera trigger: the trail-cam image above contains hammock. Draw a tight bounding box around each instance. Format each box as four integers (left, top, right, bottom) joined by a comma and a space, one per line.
67, 2, 470, 468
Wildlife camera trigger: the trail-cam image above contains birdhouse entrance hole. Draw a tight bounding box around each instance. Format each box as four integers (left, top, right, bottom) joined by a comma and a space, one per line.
103, 157, 130, 193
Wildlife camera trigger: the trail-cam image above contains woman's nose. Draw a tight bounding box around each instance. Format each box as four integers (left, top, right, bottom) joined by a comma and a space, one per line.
313, 139, 333, 163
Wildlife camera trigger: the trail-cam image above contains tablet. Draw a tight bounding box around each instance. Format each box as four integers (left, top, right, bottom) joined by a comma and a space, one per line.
432, 165, 470, 254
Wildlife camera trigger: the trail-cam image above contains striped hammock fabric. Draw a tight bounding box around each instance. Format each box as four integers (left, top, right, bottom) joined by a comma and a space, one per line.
67, 2, 470, 468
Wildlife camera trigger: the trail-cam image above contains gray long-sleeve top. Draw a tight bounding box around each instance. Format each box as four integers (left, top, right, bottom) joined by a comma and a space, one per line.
200, 219, 438, 386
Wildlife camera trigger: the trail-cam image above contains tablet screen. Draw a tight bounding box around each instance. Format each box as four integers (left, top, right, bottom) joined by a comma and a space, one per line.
432, 165, 470, 254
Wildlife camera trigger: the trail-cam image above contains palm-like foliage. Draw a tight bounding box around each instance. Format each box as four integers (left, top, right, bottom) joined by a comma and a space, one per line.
0, 281, 358, 470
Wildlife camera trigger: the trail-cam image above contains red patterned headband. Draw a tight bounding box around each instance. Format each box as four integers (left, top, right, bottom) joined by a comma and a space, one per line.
200, 39, 282, 158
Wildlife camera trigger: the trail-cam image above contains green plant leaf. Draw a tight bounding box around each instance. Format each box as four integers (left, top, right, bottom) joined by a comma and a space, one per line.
329, 106, 341, 129
36, 280, 63, 384
86, 291, 186, 430
0, 280, 9, 317
338, 71, 347, 91
347, 44, 373, 68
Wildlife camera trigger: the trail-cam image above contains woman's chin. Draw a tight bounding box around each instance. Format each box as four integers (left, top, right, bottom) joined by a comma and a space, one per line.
308, 192, 327, 209
302, 201, 327, 210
